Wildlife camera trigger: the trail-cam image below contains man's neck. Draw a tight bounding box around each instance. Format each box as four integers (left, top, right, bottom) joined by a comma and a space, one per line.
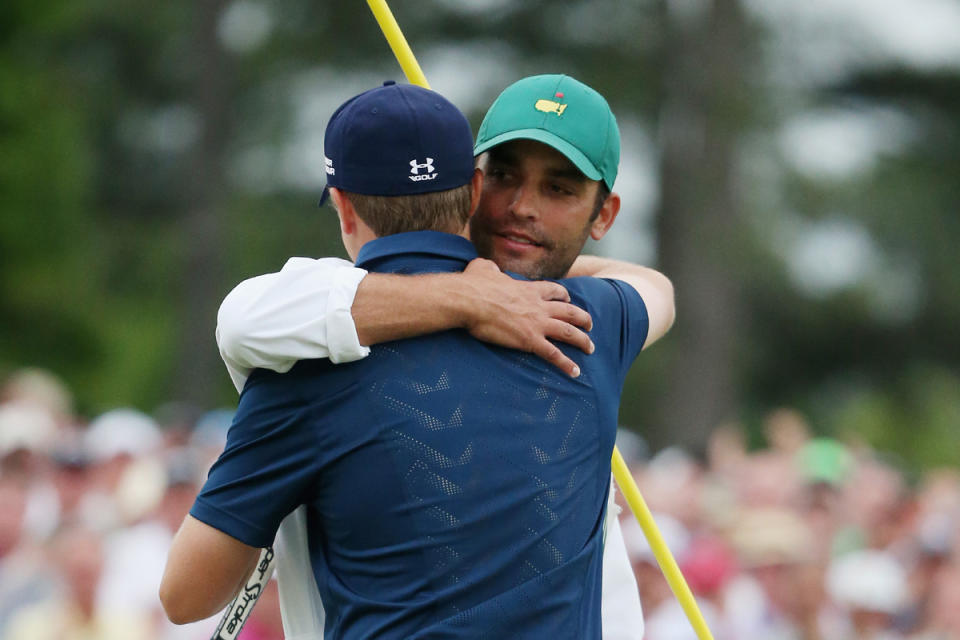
354, 225, 469, 257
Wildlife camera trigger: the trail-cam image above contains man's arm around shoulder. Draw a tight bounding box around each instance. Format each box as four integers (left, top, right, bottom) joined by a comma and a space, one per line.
216, 257, 370, 390
567, 255, 675, 349
217, 257, 596, 381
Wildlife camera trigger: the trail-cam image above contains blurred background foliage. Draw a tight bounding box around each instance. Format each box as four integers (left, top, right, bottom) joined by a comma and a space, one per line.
2, 0, 958, 469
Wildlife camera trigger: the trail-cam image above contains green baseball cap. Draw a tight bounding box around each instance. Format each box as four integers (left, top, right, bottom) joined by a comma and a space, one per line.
796, 438, 853, 487
473, 74, 620, 190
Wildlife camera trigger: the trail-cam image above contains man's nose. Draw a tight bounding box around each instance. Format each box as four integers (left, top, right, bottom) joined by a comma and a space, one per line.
508, 184, 538, 220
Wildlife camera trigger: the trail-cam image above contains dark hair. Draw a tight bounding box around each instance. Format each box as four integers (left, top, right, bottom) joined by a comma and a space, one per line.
343, 183, 473, 237
591, 182, 611, 221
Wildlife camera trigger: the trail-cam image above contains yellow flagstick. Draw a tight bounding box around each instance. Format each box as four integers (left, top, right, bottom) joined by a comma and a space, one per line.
366, 0, 431, 89
612, 448, 715, 639
365, 3, 715, 638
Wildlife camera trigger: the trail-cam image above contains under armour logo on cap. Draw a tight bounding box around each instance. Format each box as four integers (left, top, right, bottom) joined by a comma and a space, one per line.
409, 158, 437, 182
409, 158, 434, 174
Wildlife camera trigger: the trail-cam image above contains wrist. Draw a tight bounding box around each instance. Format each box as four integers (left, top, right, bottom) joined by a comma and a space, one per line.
443, 273, 483, 330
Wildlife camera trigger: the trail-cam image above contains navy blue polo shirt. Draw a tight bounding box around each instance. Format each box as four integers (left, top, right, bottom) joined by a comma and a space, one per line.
192, 231, 648, 639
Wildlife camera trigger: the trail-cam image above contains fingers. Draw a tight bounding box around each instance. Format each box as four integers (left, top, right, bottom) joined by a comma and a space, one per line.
543, 319, 594, 355
459, 261, 594, 376
530, 339, 581, 378
534, 281, 571, 303
465, 257, 501, 274
544, 301, 592, 331
527, 316, 594, 376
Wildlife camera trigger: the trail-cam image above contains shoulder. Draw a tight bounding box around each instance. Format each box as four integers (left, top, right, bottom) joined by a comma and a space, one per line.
558, 276, 649, 372
558, 276, 646, 318
279, 256, 356, 272
240, 359, 370, 419
243, 359, 339, 392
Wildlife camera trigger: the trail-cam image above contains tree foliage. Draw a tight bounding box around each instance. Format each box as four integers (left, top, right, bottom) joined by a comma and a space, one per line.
1, 0, 958, 468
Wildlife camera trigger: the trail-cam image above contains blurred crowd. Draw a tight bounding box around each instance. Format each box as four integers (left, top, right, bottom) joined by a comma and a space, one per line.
0, 369, 281, 640
618, 410, 960, 640
0, 367, 959, 640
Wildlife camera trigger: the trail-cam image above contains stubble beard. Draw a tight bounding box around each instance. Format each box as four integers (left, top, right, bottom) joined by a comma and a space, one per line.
469, 216, 592, 280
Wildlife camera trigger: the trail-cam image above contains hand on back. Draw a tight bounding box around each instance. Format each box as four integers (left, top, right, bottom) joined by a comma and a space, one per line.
460, 258, 594, 377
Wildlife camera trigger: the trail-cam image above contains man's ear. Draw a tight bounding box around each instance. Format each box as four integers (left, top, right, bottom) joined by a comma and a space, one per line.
590, 190, 621, 241
466, 169, 483, 218
329, 187, 357, 236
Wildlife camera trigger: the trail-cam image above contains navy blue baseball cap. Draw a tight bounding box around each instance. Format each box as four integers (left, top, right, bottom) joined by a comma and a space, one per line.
319, 81, 475, 205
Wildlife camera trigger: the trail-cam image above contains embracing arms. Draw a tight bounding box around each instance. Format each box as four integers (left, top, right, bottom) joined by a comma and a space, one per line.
350, 259, 595, 375
217, 257, 595, 387
217, 254, 674, 388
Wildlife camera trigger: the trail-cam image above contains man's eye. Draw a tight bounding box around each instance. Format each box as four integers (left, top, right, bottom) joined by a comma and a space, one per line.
550, 183, 573, 195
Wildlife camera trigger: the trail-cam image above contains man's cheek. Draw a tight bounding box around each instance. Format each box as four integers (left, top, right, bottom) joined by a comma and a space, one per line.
479, 189, 511, 218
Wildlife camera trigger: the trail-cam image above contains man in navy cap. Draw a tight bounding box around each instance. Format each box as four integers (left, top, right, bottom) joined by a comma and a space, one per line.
161, 81, 666, 639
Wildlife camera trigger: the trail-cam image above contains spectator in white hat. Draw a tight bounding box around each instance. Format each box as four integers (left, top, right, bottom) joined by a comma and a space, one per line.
827, 549, 910, 640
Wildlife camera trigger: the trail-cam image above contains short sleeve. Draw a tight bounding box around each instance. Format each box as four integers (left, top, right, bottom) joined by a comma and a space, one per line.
563, 277, 648, 381
190, 375, 320, 548
603, 278, 648, 377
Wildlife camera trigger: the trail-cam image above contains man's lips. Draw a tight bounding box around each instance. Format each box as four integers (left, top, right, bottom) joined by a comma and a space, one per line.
495, 231, 543, 250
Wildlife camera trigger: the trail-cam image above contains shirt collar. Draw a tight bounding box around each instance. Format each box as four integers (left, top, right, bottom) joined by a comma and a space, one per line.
355, 231, 478, 272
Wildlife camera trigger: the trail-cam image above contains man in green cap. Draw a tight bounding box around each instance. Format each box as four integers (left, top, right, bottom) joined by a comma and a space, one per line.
468, 74, 621, 282
216, 74, 673, 639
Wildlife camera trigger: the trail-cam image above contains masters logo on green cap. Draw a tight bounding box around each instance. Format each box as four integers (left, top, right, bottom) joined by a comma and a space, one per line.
473, 74, 621, 191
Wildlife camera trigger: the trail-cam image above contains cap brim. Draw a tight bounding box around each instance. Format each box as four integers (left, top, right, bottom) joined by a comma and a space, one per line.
473, 128, 603, 182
